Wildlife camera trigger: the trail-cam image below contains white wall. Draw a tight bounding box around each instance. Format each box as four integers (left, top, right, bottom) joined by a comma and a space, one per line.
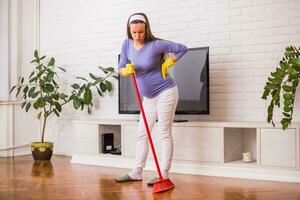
39, 0, 300, 155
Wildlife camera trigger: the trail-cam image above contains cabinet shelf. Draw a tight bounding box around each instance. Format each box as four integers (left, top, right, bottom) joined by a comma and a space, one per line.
224, 127, 257, 164
98, 124, 121, 155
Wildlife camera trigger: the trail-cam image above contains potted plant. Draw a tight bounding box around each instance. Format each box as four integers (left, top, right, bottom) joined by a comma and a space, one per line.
10, 50, 117, 160
262, 45, 300, 130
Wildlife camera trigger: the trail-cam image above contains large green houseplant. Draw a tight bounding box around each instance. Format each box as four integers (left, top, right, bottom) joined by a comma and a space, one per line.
10, 50, 117, 160
262, 45, 300, 130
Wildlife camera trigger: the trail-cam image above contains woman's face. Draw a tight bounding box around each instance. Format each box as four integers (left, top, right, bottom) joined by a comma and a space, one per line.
130, 23, 146, 43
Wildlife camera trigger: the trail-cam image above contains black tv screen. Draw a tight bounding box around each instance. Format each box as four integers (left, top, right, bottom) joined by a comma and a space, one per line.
118, 47, 209, 114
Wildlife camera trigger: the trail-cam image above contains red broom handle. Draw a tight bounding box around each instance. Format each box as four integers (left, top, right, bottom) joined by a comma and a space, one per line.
130, 73, 163, 181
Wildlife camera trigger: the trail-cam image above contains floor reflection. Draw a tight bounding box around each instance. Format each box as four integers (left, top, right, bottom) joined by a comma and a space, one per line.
31, 160, 53, 177
224, 187, 257, 200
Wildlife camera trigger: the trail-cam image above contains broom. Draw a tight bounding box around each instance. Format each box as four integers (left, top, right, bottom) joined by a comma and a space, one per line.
130, 72, 175, 193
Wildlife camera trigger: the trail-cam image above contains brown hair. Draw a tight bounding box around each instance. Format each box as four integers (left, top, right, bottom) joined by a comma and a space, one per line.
126, 13, 158, 41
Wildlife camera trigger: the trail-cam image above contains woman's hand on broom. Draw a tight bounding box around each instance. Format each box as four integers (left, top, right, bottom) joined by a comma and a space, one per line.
119, 63, 135, 77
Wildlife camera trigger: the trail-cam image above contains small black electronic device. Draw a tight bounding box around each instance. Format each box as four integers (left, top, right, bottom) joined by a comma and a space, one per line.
102, 133, 114, 153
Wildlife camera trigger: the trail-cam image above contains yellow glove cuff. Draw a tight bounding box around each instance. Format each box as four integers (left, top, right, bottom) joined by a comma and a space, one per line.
163, 58, 174, 69
162, 58, 175, 80
120, 63, 134, 76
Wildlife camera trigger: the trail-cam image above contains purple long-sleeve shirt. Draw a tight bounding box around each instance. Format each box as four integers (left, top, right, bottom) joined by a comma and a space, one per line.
119, 39, 188, 98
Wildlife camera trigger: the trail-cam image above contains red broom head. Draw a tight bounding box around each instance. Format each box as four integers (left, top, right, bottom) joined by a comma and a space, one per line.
152, 179, 175, 193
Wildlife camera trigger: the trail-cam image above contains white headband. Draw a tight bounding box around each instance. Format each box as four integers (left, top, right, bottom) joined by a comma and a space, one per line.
129, 14, 146, 24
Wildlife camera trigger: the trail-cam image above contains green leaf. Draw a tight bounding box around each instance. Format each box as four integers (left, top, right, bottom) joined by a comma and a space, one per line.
36, 98, 46, 108
57, 66, 66, 72
69, 94, 75, 101
100, 82, 107, 92
270, 79, 281, 85
53, 109, 60, 117
47, 72, 54, 81
283, 112, 290, 117
16, 86, 22, 97
36, 68, 46, 78
99, 66, 109, 74
282, 85, 293, 92
291, 58, 300, 71
284, 99, 292, 106
29, 76, 37, 83
25, 103, 31, 112
52, 93, 59, 100
89, 73, 98, 80
279, 60, 289, 70
44, 96, 53, 104
55, 102, 62, 112
9, 85, 17, 94
33, 102, 39, 109
21, 102, 27, 108
77, 77, 88, 82
288, 67, 298, 76
71, 83, 80, 89
271, 89, 279, 98
284, 106, 291, 112
283, 93, 292, 100
23, 86, 29, 94
78, 84, 86, 95
73, 96, 81, 109
105, 80, 112, 91
40, 55, 46, 60
267, 102, 274, 116
60, 93, 68, 99
276, 68, 285, 77
44, 83, 54, 92
52, 93, 59, 101
97, 87, 103, 97
37, 64, 43, 71
261, 89, 270, 100
37, 112, 42, 119
83, 88, 92, 105
31, 91, 40, 98
28, 86, 35, 97
52, 79, 58, 86
106, 67, 115, 72
267, 100, 275, 124
48, 57, 55, 66
281, 118, 290, 130
282, 121, 289, 130
34, 50, 38, 59
292, 80, 299, 87
31, 59, 38, 63
29, 71, 35, 79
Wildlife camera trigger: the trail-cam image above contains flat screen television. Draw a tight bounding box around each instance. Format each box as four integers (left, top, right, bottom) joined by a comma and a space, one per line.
118, 47, 209, 115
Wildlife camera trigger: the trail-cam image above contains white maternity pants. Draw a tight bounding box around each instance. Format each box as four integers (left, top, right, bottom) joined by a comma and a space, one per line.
133, 86, 179, 171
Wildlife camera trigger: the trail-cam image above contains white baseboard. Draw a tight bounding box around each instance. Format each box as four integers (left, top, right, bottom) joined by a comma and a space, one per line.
0, 147, 31, 157
71, 154, 300, 183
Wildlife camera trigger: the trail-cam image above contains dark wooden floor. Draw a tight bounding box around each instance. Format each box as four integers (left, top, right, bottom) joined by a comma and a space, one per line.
0, 155, 300, 200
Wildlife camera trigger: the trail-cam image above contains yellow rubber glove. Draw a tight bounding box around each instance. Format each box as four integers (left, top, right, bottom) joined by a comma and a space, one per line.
120, 63, 135, 76
161, 57, 174, 79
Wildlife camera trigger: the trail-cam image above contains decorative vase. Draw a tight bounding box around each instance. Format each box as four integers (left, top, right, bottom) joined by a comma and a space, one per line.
31, 142, 53, 161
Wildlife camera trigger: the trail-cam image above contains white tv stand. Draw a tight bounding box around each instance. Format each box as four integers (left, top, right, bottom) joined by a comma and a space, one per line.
71, 120, 300, 183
